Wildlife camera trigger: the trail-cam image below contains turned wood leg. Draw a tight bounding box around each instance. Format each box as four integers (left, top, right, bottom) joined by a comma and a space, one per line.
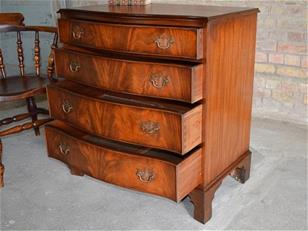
230, 151, 251, 184
189, 181, 222, 224
0, 138, 4, 188
26, 97, 40, 136
70, 166, 85, 176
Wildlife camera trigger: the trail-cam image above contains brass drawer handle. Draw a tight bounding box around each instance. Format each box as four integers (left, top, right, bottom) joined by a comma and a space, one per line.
72, 25, 84, 40
58, 143, 70, 156
154, 34, 175, 49
150, 73, 169, 89
69, 62, 80, 72
62, 100, 73, 114
140, 121, 160, 135
136, 168, 155, 183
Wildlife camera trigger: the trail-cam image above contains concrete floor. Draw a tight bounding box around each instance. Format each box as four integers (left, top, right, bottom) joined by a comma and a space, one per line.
0, 104, 307, 230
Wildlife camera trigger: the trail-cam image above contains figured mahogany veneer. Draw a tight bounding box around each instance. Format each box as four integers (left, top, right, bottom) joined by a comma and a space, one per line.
46, 120, 202, 202
58, 19, 203, 60
55, 48, 203, 103
47, 4, 258, 224
47, 80, 202, 154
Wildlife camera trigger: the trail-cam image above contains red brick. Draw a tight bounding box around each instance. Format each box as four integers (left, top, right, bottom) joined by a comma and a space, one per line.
281, 82, 298, 92
255, 51, 268, 63
278, 42, 307, 54
288, 32, 306, 43
269, 53, 284, 64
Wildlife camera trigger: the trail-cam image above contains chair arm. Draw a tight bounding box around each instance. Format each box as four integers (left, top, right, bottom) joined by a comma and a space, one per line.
26, 26, 57, 33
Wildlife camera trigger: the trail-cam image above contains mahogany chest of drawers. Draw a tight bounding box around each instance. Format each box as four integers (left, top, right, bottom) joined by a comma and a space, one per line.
45, 4, 258, 224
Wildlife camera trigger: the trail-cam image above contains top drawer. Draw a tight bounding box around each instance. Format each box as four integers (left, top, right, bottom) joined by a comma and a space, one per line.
58, 19, 204, 60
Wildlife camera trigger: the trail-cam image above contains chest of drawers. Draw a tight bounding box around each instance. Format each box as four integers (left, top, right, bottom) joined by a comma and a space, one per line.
45, 4, 258, 224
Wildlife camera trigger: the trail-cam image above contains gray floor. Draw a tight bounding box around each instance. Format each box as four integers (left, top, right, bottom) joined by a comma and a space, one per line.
0, 104, 307, 230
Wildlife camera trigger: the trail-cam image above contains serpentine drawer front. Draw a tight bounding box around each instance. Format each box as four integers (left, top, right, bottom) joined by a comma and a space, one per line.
58, 19, 204, 59
45, 121, 202, 202
47, 81, 202, 154
48, 4, 258, 224
55, 48, 203, 103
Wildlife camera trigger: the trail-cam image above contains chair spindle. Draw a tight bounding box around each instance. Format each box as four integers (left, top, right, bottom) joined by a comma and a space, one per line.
34, 31, 40, 76
16, 31, 25, 76
0, 49, 6, 78
47, 32, 58, 80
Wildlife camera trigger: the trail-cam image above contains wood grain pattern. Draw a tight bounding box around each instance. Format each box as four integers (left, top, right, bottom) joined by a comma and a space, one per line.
45, 120, 202, 201
0, 13, 24, 25
49, 4, 258, 224
47, 81, 202, 154
0, 76, 48, 102
58, 19, 203, 60
58, 4, 258, 27
187, 12, 257, 224
0, 138, 3, 188
55, 48, 203, 103
202, 13, 257, 186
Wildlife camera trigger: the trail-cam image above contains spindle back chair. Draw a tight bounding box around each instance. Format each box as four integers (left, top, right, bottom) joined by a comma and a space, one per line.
0, 13, 58, 188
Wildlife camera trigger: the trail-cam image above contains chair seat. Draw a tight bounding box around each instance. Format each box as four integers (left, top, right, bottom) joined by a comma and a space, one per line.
0, 75, 49, 102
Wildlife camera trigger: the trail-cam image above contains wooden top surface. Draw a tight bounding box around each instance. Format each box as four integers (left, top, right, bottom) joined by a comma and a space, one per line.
58, 4, 258, 21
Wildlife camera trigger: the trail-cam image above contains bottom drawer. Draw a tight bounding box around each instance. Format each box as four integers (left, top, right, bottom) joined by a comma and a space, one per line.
45, 121, 202, 202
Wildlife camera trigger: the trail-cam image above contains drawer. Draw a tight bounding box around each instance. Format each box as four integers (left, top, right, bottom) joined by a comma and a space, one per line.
45, 121, 202, 202
47, 81, 202, 154
55, 48, 203, 103
58, 19, 204, 60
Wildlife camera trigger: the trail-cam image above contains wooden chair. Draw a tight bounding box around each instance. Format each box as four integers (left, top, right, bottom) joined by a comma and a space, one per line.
0, 13, 58, 188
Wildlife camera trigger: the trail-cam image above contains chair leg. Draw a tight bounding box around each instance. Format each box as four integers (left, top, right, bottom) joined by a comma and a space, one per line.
0, 138, 4, 188
26, 97, 40, 136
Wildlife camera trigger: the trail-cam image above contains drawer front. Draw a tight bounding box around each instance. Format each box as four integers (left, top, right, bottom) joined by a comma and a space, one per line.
45, 122, 202, 201
55, 49, 203, 103
58, 19, 204, 59
47, 84, 202, 154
